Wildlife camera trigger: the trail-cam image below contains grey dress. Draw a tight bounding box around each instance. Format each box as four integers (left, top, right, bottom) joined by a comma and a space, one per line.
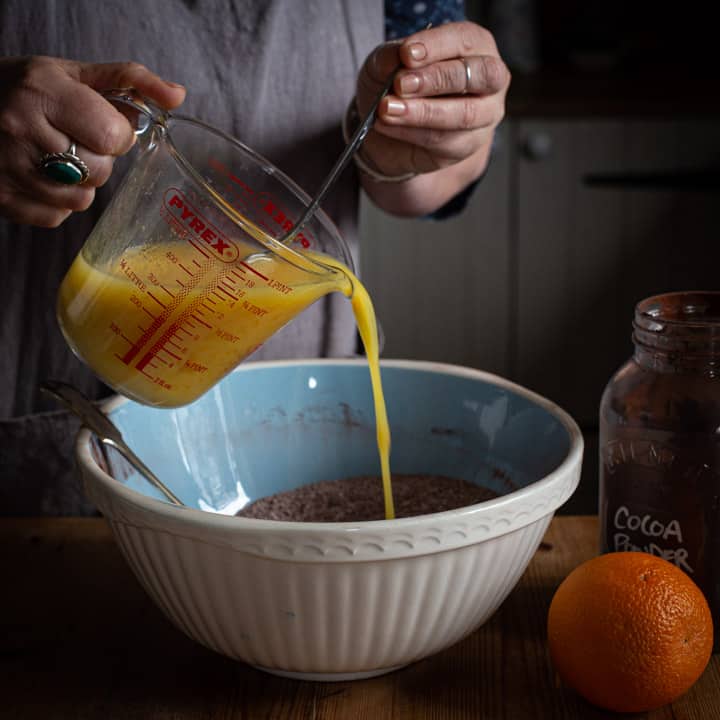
0, 0, 382, 514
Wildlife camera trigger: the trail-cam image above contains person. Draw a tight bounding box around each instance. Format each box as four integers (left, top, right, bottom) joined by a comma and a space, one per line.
0, 0, 510, 515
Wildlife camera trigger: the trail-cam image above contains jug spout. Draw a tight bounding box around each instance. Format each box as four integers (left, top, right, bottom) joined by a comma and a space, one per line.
331, 262, 355, 300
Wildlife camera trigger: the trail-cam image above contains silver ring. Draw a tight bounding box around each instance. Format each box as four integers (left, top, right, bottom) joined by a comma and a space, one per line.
460, 56, 472, 95
38, 142, 90, 185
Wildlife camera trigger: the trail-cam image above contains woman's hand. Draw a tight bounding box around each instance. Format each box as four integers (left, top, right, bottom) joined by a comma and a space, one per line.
354, 22, 510, 216
0, 56, 185, 227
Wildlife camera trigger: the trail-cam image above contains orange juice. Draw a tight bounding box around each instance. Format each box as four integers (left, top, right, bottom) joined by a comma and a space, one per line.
58, 241, 344, 406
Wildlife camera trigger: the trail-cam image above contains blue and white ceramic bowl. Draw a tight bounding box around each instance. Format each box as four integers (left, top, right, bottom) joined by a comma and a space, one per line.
76, 359, 583, 680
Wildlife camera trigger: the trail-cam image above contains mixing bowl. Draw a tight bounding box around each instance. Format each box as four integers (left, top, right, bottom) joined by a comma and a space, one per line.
76, 359, 583, 680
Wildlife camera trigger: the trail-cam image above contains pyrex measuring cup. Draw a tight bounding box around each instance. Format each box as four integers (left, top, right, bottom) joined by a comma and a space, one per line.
57, 93, 355, 408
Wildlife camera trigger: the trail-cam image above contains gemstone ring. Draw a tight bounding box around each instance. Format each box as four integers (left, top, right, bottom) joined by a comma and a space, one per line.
38, 142, 90, 185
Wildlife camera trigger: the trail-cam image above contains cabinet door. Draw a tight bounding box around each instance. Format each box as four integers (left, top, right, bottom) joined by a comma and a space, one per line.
359, 124, 511, 375
514, 119, 720, 427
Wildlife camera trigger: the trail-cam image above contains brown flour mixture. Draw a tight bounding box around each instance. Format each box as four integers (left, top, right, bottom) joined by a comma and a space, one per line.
235, 474, 499, 522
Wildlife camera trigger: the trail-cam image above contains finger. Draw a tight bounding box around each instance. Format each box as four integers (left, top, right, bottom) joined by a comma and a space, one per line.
356, 40, 403, 115
0, 188, 73, 228
20, 176, 96, 212
77, 61, 186, 110
63, 144, 115, 189
398, 21, 499, 68
395, 55, 509, 99
372, 122, 488, 163
377, 94, 502, 132
15, 116, 116, 189
364, 40, 403, 86
46, 61, 186, 158
43, 79, 137, 158
4, 143, 97, 211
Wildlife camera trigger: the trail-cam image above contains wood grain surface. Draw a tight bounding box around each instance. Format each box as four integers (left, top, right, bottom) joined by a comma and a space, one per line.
1, 516, 718, 719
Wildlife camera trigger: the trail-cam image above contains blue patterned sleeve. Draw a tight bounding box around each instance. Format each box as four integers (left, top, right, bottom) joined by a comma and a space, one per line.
384, 1, 484, 220
385, 0, 465, 39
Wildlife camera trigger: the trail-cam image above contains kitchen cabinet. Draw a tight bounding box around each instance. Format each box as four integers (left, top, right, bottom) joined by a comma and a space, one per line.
359, 122, 512, 377
360, 116, 720, 512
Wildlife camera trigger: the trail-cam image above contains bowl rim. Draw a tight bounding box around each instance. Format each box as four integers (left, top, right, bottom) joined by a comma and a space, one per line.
76, 358, 584, 536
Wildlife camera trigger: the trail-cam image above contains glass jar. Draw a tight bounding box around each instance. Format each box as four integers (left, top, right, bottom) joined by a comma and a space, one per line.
599, 291, 720, 651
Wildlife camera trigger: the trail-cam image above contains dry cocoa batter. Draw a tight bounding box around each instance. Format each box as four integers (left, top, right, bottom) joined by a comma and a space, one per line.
235, 474, 498, 522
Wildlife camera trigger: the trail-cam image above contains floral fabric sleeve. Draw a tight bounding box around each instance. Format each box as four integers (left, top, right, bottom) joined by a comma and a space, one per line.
385, 0, 465, 39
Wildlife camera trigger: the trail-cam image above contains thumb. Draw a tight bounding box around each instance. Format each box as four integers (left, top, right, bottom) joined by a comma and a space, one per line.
76, 61, 186, 110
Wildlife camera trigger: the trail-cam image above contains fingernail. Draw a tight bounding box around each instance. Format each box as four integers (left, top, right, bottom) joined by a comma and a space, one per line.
408, 43, 426, 61
385, 99, 407, 116
399, 73, 420, 94
166, 81, 185, 89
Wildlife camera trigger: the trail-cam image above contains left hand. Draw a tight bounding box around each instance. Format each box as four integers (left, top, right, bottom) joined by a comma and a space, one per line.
355, 21, 510, 180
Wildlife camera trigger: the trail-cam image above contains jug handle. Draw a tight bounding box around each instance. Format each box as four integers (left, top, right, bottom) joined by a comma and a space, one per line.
102, 89, 169, 146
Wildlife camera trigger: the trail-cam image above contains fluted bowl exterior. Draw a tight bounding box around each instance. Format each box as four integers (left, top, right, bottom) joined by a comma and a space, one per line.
76, 360, 583, 680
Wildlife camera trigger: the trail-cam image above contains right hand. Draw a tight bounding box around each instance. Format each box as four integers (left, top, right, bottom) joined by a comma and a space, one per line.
0, 56, 186, 227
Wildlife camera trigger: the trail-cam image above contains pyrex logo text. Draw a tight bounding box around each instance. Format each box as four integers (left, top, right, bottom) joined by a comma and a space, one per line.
257, 193, 310, 248
206, 158, 314, 249
162, 188, 239, 263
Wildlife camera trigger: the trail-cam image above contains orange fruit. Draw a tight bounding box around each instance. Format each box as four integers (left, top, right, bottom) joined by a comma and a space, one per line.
547, 551, 713, 713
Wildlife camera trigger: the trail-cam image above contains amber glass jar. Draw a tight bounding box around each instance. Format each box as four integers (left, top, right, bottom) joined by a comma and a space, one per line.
600, 292, 720, 650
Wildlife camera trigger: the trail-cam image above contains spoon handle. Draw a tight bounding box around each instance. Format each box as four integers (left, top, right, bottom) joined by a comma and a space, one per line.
279, 64, 401, 245
40, 380, 184, 506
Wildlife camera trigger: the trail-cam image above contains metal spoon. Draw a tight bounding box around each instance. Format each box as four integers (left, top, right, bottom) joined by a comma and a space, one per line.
278, 60, 406, 245
40, 380, 184, 506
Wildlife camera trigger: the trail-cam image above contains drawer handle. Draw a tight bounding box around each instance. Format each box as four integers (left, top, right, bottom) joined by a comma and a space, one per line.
583, 169, 720, 190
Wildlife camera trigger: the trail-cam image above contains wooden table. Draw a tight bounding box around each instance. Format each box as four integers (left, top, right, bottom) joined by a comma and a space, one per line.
2, 516, 718, 719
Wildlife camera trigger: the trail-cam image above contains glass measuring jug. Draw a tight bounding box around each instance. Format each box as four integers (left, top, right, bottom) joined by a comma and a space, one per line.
57, 94, 356, 408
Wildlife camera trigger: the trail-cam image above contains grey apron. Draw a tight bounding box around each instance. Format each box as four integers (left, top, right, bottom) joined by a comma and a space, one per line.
0, 0, 383, 514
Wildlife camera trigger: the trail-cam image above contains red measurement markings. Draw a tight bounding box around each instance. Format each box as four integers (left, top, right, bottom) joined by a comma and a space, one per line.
242, 300, 269, 317
138, 367, 172, 390
178, 263, 195, 277
216, 286, 239, 302
191, 242, 210, 259
147, 291, 168, 309
110, 322, 134, 345
135, 295, 211, 371
240, 261, 269, 281
117, 237, 217, 369
269, 279, 292, 295
222, 276, 237, 285
231, 268, 246, 279
191, 313, 212, 329
136, 353, 158, 373
167, 339, 183, 350
205, 296, 217, 305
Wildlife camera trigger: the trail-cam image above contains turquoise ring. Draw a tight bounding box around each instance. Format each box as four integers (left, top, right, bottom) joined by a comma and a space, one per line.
38, 143, 90, 185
